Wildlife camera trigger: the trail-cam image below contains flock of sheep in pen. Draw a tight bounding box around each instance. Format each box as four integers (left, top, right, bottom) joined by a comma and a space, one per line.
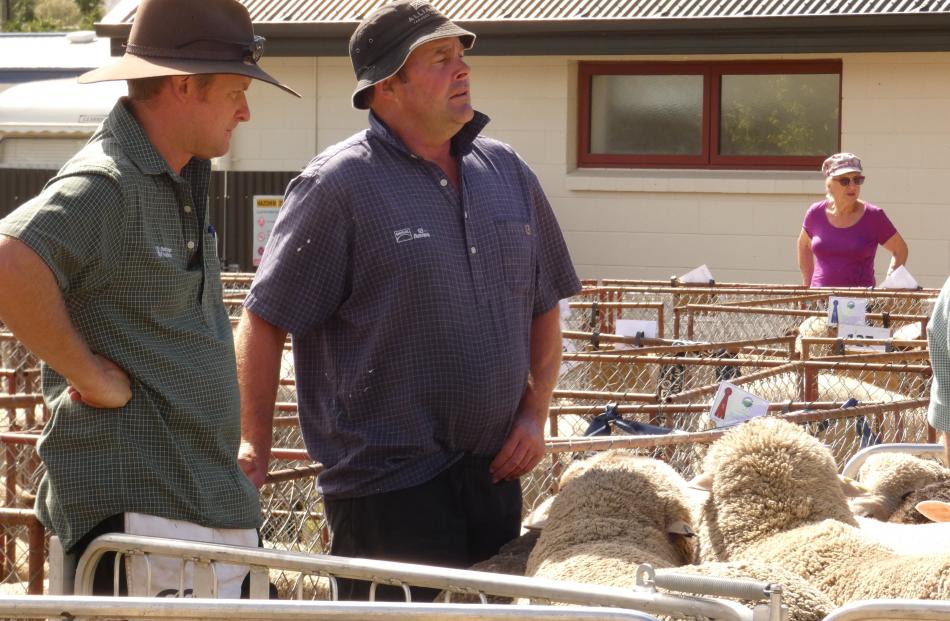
436, 282, 950, 618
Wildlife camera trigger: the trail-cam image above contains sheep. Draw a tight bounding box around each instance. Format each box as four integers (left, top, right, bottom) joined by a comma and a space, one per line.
525, 450, 697, 584
438, 531, 541, 604
795, 316, 834, 356
658, 562, 834, 621
849, 452, 950, 521
693, 416, 950, 604
521, 450, 832, 621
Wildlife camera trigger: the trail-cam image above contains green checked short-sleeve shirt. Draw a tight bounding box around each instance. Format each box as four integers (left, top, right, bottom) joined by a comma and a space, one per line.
0, 99, 260, 551
929, 276, 950, 433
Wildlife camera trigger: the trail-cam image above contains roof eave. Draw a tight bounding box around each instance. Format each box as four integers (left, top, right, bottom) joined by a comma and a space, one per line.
96, 14, 950, 57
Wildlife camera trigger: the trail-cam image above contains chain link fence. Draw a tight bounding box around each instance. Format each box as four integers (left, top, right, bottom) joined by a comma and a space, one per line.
0, 278, 942, 596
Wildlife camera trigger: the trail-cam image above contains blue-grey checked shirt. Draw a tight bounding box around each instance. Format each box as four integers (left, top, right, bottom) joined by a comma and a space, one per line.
929, 276, 950, 432
246, 111, 580, 498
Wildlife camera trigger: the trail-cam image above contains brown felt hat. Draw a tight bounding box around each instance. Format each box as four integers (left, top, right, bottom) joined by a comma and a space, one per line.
78, 0, 299, 97
349, 0, 475, 109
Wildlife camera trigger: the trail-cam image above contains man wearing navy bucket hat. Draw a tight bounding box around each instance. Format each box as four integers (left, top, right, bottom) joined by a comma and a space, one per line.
236, 0, 581, 601
0, 0, 298, 597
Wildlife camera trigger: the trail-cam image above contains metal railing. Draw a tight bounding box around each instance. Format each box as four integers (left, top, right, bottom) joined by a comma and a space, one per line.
0, 595, 664, 621
60, 534, 764, 621
823, 599, 950, 621
840, 442, 947, 479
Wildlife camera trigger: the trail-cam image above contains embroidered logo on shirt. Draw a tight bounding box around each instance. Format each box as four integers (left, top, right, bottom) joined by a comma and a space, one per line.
394, 227, 432, 244
155, 246, 173, 259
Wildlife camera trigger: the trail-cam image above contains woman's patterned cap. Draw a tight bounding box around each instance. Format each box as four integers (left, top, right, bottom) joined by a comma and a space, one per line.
821, 153, 863, 177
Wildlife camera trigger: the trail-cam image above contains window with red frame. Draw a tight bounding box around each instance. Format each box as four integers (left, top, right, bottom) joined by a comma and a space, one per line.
578, 60, 842, 169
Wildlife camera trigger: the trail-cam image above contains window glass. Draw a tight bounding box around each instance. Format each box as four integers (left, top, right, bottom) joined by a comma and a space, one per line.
590, 74, 703, 155
719, 73, 839, 157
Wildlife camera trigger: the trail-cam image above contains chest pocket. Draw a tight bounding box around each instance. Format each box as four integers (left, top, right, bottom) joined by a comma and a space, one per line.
494, 220, 536, 294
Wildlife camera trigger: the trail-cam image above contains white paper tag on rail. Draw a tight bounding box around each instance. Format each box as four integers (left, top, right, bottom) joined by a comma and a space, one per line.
614, 319, 659, 350
836, 323, 889, 352
827, 296, 867, 326
707, 382, 769, 428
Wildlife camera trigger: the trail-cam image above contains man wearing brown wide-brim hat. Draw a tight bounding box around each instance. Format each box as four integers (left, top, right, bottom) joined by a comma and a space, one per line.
0, 0, 297, 597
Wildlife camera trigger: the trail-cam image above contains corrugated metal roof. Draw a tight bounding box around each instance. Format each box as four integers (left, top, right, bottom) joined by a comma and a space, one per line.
103, 0, 950, 24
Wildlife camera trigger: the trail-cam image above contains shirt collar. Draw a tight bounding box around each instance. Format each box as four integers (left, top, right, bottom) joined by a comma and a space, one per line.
368, 110, 491, 158
101, 98, 207, 179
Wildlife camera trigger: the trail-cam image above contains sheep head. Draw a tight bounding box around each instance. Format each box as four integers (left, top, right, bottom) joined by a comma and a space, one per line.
851, 453, 950, 521
534, 450, 698, 567
694, 417, 857, 560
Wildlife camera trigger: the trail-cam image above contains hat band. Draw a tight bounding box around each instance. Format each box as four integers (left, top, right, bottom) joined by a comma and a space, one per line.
125, 40, 259, 63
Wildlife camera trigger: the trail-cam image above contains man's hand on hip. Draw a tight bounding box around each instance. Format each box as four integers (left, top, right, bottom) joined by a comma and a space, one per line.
66, 354, 131, 408
490, 411, 545, 483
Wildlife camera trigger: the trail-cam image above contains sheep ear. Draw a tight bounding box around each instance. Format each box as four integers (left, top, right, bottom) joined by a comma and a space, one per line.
666, 520, 695, 536
916, 500, 950, 523
523, 496, 555, 531
839, 475, 869, 497
688, 472, 713, 491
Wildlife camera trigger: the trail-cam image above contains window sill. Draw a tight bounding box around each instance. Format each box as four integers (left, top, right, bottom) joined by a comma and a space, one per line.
565, 168, 818, 195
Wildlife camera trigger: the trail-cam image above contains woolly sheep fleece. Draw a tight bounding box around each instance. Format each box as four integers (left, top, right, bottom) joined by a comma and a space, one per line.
662, 561, 834, 621
850, 452, 950, 521
697, 417, 950, 604
526, 450, 696, 583
524, 449, 832, 621
696, 417, 857, 563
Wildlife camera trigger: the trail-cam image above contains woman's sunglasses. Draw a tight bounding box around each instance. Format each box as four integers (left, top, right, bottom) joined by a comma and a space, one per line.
835, 176, 866, 187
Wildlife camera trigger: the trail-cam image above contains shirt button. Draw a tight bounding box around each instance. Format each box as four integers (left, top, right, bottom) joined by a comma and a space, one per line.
183, 205, 192, 213
464, 211, 469, 219
470, 246, 477, 255
186, 241, 195, 250
440, 179, 448, 187
411, 154, 419, 159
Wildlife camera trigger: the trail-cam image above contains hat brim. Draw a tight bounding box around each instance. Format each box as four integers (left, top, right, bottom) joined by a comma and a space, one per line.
827, 166, 863, 177
351, 24, 475, 110
79, 54, 301, 98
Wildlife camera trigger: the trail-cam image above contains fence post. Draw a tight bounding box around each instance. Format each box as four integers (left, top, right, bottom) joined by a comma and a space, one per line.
27, 518, 43, 595
803, 365, 817, 403
48, 536, 75, 595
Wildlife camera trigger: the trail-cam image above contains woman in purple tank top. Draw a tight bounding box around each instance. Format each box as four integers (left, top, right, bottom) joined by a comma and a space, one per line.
797, 152, 908, 288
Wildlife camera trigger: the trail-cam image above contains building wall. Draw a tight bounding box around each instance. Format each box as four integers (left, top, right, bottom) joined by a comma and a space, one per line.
238, 51, 950, 288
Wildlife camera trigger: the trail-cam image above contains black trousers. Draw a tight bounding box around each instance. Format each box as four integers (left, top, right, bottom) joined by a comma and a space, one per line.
324, 455, 522, 601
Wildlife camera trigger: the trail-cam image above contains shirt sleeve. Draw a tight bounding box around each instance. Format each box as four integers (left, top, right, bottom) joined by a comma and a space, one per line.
929, 278, 950, 432
873, 207, 898, 244
0, 173, 125, 293
245, 171, 352, 336
802, 201, 822, 238
521, 160, 581, 316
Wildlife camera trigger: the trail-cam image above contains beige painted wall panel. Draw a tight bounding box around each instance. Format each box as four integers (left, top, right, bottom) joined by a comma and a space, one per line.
234, 60, 316, 171
555, 195, 702, 234
230, 53, 950, 286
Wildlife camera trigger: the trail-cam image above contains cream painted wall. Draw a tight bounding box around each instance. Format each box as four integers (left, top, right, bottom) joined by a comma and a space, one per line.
235, 52, 950, 288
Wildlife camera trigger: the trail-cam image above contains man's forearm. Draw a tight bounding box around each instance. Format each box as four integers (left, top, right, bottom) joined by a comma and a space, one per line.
235, 309, 287, 455
0, 235, 103, 389
518, 305, 562, 426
